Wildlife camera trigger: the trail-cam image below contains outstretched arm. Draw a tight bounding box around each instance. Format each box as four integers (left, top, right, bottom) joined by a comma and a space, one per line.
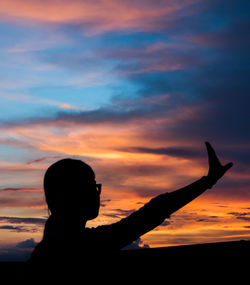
93, 142, 233, 250
161, 142, 233, 214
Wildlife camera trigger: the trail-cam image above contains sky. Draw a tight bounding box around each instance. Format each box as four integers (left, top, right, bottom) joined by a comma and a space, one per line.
0, 0, 249, 261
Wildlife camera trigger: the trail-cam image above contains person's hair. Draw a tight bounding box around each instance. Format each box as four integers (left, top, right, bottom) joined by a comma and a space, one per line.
44, 158, 95, 215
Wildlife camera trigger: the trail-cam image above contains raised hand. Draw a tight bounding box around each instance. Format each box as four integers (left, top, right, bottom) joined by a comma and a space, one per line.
205, 142, 233, 185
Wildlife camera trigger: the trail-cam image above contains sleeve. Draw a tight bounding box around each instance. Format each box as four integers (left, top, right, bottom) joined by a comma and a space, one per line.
90, 176, 214, 251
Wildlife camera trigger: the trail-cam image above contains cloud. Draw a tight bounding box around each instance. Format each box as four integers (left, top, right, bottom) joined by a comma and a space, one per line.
228, 212, 250, 222
0, 216, 46, 225
161, 220, 171, 226
0, 225, 38, 233
119, 146, 203, 159
0, 217, 46, 233
0, 105, 150, 128
196, 216, 219, 223
26, 155, 63, 165
16, 238, 37, 248
0, 0, 201, 35
190, 14, 250, 52
0, 1, 248, 161
0, 238, 37, 261
0, 190, 46, 209
0, 137, 34, 149
0, 82, 248, 202
0, 91, 201, 134
103, 209, 136, 219
100, 41, 203, 75
122, 237, 150, 250
0, 187, 42, 192
127, 186, 171, 198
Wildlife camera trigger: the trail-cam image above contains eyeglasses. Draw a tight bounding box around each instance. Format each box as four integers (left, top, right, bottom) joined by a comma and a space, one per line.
96, 183, 102, 195
85, 182, 102, 195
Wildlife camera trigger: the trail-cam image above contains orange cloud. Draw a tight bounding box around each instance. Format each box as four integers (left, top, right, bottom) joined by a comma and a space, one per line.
142, 198, 250, 247
0, 188, 45, 209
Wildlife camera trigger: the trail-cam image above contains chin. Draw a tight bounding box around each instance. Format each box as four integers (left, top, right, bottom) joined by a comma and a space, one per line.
85, 209, 99, 220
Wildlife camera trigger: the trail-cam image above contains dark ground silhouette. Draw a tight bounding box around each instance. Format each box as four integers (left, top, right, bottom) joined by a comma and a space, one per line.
1, 240, 249, 283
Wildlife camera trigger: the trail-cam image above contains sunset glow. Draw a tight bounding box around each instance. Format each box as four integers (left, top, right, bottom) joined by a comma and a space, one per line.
0, 0, 249, 260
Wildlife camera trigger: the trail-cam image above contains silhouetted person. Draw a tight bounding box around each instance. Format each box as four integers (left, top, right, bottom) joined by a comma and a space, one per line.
28, 142, 232, 275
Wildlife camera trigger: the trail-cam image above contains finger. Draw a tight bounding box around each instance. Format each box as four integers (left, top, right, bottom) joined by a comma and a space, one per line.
223, 162, 233, 172
205, 142, 220, 165
205, 141, 215, 156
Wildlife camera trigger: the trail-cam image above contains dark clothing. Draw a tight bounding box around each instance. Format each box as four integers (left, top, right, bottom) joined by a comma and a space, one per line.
29, 176, 213, 266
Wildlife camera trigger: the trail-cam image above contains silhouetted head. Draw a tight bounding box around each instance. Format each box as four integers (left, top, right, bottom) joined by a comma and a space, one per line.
44, 159, 101, 220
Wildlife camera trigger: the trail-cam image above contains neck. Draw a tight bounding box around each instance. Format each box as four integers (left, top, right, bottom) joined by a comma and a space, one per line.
49, 213, 87, 229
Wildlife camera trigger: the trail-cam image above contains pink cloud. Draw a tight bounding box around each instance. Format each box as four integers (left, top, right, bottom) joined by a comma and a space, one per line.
26, 156, 63, 165
98, 41, 202, 75
0, 0, 200, 35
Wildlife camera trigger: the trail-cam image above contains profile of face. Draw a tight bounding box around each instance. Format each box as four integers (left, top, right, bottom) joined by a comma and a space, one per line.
44, 159, 101, 220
